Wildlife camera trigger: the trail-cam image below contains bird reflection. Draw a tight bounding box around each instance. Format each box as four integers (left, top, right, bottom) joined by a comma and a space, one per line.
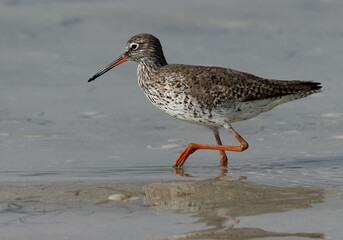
143, 179, 324, 240
174, 167, 246, 180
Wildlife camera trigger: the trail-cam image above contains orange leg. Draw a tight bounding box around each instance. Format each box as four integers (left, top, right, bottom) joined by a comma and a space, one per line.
213, 130, 228, 166
173, 126, 248, 168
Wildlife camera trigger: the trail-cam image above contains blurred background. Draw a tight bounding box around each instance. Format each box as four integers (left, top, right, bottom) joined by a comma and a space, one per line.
0, 0, 342, 183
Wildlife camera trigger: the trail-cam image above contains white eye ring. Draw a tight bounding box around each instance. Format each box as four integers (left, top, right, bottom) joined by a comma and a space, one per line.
130, 43, 139, 50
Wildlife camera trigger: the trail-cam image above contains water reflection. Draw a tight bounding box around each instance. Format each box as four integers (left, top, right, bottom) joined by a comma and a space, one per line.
143, 179, 324, 239
174, 167, 245, 179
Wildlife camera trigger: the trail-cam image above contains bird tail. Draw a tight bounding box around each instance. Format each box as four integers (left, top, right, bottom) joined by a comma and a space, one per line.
286, 80, 322, 92
268, 80, 322, 99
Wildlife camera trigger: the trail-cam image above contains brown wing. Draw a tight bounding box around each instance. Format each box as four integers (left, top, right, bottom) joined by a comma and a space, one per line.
158, 64, 322, 108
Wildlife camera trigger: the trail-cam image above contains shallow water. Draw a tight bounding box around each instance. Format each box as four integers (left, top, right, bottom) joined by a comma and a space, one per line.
1, 0, 343, 239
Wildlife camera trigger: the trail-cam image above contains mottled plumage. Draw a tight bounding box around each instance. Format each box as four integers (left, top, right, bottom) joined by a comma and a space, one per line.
88, 33, 322, 167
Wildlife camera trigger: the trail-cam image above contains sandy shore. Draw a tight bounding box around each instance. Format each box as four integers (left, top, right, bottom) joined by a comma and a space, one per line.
0, 181, 147, 212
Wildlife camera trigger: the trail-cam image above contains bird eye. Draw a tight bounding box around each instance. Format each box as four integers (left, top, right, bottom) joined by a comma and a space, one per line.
130, 43, 139, 50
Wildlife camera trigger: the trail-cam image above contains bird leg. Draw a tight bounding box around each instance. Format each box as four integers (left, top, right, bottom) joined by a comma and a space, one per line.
174, 126, 248, 168
213, 130, 228, 166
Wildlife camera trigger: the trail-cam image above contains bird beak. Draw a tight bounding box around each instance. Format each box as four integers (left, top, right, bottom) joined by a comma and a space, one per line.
88, 53, 128, 82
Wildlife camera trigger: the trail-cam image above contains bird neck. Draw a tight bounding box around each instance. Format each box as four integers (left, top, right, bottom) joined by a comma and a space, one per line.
138, 55, 168, 73
137, 56, 167, 91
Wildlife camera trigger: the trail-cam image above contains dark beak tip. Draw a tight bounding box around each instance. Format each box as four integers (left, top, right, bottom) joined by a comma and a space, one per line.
88, 75, 98, 82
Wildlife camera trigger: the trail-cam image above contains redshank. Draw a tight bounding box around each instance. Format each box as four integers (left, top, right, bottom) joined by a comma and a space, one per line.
88, 33, 322, 168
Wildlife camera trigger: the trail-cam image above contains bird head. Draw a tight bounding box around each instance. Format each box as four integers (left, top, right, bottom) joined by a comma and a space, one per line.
88, 33, 166, 82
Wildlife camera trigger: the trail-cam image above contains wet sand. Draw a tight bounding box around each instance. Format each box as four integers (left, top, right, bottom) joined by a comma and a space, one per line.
1, 178, 341, 239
